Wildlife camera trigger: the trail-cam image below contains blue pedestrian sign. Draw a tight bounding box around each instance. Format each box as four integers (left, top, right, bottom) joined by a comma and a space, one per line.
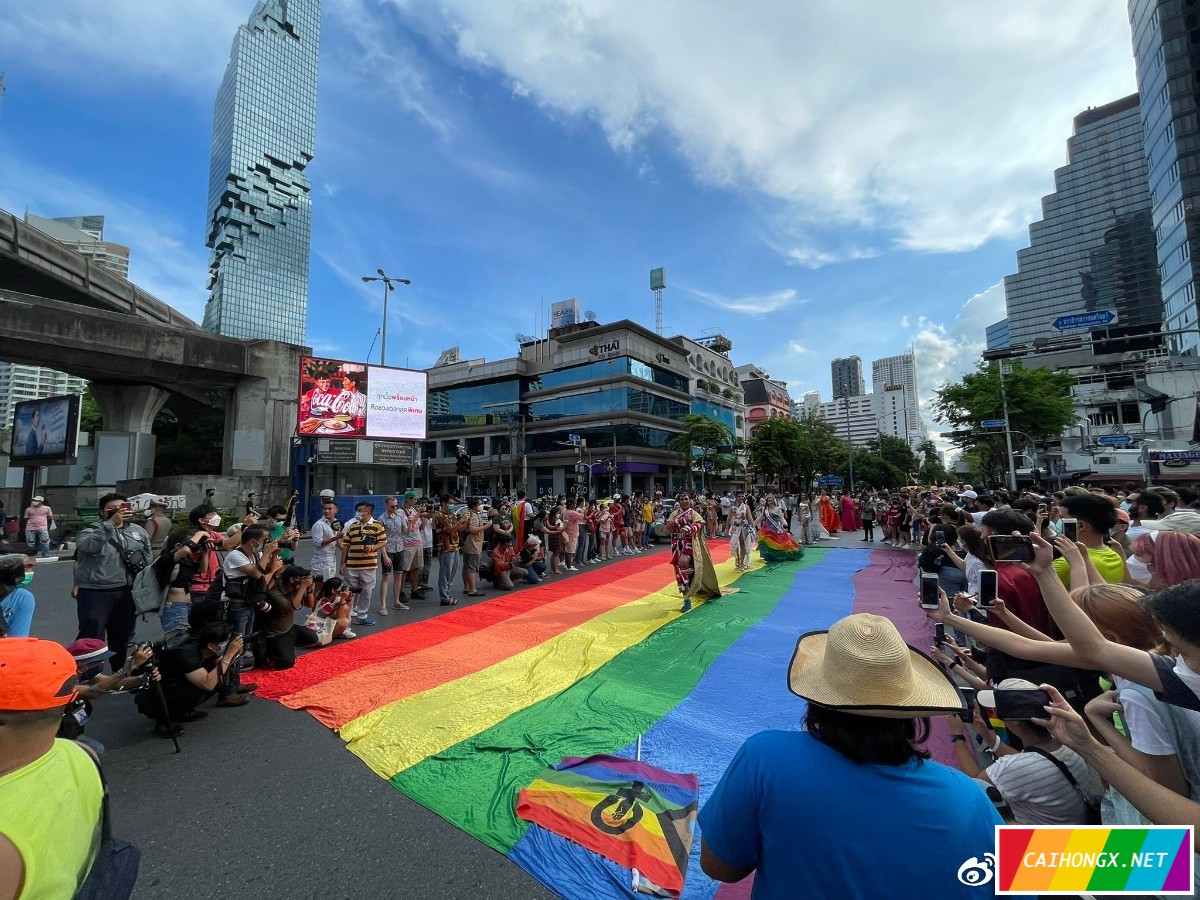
980, 419, 1007, 429
1097, 434, 1133, 447
1050, 309, 1118, 331
818, 475, 844, 486
568, 433, 581, 444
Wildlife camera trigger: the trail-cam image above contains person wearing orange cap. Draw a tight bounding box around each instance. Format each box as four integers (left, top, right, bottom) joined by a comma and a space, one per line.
0, 638, 107, 899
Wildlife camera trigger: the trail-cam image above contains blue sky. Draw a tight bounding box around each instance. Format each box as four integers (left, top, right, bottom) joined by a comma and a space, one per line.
0, 1, 1137, 439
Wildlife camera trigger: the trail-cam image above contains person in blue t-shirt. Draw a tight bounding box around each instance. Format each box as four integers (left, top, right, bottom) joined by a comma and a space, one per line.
699, 613, 1027, 900
0, 552, 36, 637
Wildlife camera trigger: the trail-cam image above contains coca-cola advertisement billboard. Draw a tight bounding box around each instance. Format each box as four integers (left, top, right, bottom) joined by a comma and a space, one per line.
298, 356, 427, 441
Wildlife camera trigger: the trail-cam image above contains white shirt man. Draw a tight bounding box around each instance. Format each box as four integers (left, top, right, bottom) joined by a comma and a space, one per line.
310, 502, 342, 581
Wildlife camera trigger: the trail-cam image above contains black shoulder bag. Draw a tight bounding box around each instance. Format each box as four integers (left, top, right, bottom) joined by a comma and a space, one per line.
1028, 746, 1102, 825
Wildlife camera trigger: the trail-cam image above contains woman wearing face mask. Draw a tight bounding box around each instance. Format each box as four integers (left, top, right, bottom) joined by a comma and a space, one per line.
0, 552, 36, 637
185, 503, 258, 602
1127, 530, 1200, 588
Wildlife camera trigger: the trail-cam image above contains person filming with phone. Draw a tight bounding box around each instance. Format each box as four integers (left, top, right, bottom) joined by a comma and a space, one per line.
73, 493, 153, 672
947, 679, 1103, 826
1050, 493, 1124, 588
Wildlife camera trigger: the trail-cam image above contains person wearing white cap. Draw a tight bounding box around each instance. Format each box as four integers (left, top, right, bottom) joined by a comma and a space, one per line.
699, 614, 1007, 898
22, 495, 54, 558
948, 678, 1102, 826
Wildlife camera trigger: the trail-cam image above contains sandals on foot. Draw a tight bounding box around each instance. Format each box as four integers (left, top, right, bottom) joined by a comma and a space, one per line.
441, 598, 459, 606
465, 591, 485, 597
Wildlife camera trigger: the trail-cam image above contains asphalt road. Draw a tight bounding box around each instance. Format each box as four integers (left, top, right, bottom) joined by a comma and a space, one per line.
25, 524, 878, 900
27, 537, 606, 900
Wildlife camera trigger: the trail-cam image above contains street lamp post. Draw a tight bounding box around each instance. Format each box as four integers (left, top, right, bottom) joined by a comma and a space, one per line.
360, 269, 411, 366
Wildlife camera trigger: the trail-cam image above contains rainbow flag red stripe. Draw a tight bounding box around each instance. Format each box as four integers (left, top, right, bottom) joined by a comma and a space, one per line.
253, 546, 886, 898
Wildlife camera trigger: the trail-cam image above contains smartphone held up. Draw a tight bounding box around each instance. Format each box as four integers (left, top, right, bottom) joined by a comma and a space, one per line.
987, 534, 1034, 563
919, 573, 940, 610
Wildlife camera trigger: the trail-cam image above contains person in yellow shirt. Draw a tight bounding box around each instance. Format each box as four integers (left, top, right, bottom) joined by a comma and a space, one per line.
0, 638, 107, 900
1051, 493, 1125, 588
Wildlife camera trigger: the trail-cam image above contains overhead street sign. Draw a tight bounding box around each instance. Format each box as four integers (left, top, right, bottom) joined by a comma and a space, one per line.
568, 433, 581, 444
818, 475, 844, 486
980, 419, 1007, 429
1050, 309, 1118, 331
1097, 434, 1133, 447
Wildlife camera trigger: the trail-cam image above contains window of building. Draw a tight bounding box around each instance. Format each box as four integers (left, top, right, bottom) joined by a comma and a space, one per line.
1171, 161, 1181, 184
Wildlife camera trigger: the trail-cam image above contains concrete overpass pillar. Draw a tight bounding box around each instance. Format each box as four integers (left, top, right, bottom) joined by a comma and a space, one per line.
224, 342, 305, 478
90, 384, 169, 433
90, 383, 168, 482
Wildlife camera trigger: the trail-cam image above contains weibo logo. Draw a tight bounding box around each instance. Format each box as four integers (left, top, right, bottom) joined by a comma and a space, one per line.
957, 853, 997, 887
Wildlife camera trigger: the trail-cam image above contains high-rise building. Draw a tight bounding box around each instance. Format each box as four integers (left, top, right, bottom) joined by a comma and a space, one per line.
202, 0, 320, 346
872, 353, 924, 445
23, 213, 130, 278
1129, 2, 1200, 355
1002, 94, 1162, 350
0, 365, 87, 431
830, 356, 866, 399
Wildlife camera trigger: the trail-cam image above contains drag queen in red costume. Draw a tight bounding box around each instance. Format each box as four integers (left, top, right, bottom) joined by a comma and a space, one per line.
669, 492, 721, 613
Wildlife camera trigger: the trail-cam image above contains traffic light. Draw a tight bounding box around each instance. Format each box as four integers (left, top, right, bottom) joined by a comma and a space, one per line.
456, 451, 471, 476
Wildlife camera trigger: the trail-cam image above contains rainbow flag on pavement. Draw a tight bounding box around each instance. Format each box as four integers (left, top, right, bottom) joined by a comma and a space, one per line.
517, 755, 699, 897
254, 545, 881, 899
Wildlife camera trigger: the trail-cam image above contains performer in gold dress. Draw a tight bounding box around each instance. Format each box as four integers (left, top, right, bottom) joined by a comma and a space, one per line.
669, 492, 721, 612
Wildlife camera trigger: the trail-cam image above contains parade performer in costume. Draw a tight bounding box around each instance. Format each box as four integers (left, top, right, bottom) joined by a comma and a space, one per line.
818, 492, 841, 534
757, 495, 802, 562
840, 492, 860, 532
669, 492, 721, 613
796, 493, 813, 546
728, 490, 755, 571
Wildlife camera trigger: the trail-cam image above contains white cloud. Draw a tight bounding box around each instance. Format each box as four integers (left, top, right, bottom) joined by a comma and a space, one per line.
0, 0, 247, 90
686, 287, 800, 316
391, 0, 1135, 256
909, 281, 1007, 448
787, 341, 810, 355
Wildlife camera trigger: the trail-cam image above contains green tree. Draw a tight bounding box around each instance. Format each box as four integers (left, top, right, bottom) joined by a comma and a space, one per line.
79, 387, 102, 434
916, 438, 949, 485
794, 410, 846, 493
861, 434, 918, 475
746, 417, 803, 489
151, 393, 227, 476
667, 414, 735, 492
933, 361, 1075, 487
837, 449, 904, 490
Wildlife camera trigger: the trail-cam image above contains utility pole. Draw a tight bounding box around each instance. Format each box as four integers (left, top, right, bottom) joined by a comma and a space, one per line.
998, 362, 1018, 492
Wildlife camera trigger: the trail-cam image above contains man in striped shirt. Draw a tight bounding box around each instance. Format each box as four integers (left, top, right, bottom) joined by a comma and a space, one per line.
339, 502, 386, 626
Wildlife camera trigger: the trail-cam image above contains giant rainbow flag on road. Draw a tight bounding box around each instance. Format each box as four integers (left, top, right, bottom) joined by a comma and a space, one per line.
254, 544, 928, 899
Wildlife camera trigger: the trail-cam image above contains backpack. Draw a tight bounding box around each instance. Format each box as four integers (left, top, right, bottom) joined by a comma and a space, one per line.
918, 543, 945, 574
131, 565, 174, 619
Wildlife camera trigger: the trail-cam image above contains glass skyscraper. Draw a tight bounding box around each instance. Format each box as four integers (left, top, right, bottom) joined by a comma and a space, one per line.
1001, 94, 1162, 350
1129, 0, 1200, 355
202, 0, 320, 346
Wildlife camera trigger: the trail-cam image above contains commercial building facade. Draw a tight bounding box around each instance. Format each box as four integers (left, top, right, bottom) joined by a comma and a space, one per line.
1129, 0, 1200, 355
831, 355, 866, 399
871, 353, 924, 447
736, 364, 793, 438
1001, 94, 1162, 352
202, 0, 320, 345
423, 320, 693, 499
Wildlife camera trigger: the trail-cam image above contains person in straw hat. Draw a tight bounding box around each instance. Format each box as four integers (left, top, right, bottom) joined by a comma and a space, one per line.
698, 613, 1012, 899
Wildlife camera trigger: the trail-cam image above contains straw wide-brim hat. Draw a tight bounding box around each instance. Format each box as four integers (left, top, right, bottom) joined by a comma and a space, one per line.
788, 614, 966, 718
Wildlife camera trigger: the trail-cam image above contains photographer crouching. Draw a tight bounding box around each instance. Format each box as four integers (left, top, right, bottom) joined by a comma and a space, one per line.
255, 564, 320, 669
134, 623, 243, 738
60, 638, 162, 755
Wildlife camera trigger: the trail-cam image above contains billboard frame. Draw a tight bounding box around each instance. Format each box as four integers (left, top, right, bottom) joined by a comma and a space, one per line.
298, 355, 428, 442
8, 393, 82, 466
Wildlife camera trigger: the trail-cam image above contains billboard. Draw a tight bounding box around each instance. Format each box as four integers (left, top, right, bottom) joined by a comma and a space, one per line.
650, 267, 666, 291
9, 393, 81, 465
298, 356, 427, 441
551, 298, 579, 328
